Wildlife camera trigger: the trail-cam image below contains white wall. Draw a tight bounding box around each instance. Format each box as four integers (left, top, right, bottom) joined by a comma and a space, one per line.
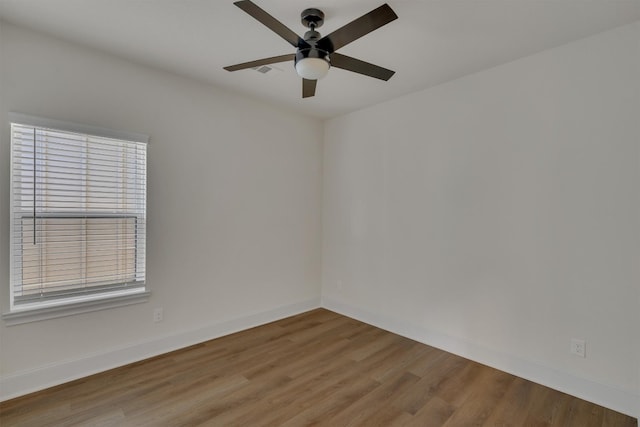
322, 22, 640, 417
0, 23, 322, 398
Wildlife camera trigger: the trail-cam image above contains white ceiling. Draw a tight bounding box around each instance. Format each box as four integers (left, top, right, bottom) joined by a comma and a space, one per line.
1, 0, 639, 119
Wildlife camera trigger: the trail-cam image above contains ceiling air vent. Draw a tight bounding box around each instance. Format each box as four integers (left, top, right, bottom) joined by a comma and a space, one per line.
252, 66, 272, 74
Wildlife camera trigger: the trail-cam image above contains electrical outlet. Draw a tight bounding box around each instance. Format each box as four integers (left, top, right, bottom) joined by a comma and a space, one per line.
153, 307, 164, 323
570, 338, 586, 358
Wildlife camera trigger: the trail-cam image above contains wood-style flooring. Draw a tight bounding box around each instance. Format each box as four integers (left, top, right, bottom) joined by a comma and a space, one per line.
0, 309, 637, 426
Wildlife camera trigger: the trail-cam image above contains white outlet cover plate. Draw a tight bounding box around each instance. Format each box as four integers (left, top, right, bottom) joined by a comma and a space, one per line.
570, 338, 586, 357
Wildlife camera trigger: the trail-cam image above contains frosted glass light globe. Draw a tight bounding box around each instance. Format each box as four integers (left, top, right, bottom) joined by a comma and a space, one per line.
295, 57, 330, 80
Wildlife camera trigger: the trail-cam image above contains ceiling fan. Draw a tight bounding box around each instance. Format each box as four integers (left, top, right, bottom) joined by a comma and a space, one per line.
224, 1, 398, 98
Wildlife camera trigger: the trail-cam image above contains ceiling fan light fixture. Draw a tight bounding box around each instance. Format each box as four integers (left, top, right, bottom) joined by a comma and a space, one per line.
295, 57, 330, 79
295, 49, 330, 80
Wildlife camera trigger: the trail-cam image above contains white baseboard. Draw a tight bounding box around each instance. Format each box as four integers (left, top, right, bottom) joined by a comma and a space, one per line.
322, 296, 639, 419
0, 297, 321, 402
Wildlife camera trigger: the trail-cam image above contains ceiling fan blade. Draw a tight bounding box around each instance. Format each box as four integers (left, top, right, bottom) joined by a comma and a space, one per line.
317, 4, 397, 53
234, 0, 310, 49
302, 79, 317, 98
330, 53, 395, 81
224, 54, 294, 72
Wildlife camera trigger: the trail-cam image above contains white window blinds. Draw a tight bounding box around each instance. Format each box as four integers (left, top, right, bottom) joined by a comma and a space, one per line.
10, 120, 147, 309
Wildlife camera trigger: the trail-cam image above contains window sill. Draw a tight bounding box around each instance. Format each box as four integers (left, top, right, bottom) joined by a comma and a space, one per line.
2, 290, 151, 326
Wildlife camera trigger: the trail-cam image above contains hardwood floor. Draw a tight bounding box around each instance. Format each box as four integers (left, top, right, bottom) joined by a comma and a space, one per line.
1, 309, 637, 426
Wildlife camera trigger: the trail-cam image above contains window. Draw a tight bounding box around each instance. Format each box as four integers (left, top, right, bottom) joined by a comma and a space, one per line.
7, 114, 148, 320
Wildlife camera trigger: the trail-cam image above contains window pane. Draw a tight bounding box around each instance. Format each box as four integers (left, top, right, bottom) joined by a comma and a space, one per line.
10, 122, 147, 307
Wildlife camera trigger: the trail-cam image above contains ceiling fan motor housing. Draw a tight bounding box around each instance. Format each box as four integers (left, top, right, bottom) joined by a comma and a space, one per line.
295, 47, 330, 64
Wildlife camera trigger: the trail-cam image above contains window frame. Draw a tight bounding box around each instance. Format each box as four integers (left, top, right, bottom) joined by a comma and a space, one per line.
3, 113, 150, 325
